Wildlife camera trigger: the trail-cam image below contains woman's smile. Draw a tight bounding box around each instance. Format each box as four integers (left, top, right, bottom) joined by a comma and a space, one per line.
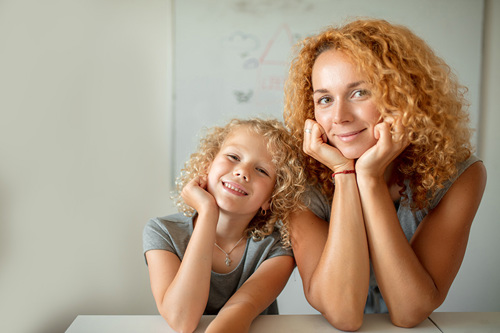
335, 129, 367, 143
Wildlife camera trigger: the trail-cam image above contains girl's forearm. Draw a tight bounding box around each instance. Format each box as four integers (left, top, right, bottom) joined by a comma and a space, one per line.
161, 211, 218, 332
205, 304, 254, 333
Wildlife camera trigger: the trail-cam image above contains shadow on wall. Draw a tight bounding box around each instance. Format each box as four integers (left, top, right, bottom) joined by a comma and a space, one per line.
0, 179, 9, 272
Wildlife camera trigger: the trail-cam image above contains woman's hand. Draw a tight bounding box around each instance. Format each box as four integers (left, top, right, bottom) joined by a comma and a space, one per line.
181, 175, 219, 216
303, 119, 353, 172
356, 118, 409, 179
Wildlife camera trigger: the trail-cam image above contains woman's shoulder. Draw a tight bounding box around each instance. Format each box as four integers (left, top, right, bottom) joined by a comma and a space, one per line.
428, 154, 483, 210
302, 184, 331, 221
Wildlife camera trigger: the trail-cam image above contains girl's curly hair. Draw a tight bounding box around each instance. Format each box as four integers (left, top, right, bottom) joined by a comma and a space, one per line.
284, 18, 472, 210
174, 118, 306, 247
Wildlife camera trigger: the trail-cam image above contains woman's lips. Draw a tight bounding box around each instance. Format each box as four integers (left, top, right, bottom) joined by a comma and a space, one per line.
336, 129, 365, 142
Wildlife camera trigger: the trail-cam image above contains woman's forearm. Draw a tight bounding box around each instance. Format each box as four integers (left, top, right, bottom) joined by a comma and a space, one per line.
357, 175, 441, 326
306, 174, 370, 330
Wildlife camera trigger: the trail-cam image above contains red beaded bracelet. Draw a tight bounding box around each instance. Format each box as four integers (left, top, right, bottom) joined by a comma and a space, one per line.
331, 170, 356, 185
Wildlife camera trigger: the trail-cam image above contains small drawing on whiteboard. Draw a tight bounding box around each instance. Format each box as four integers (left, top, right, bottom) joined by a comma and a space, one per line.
243, 58, 259, 69
223, 32, 259, 58
233, 90, 253, 103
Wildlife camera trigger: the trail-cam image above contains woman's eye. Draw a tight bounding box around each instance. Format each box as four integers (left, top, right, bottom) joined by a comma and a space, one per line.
317, 96, 332, 105
352, 89, 371, 98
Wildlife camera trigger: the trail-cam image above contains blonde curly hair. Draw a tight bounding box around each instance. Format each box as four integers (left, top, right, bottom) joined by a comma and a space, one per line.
174, 118, 306, 247
284, 18, 472, 210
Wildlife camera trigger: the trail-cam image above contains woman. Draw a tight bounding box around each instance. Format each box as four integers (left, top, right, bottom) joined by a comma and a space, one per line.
283, 19, 486, 331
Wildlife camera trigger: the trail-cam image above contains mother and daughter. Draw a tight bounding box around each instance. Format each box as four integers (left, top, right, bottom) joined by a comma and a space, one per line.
143, 18, 486, 332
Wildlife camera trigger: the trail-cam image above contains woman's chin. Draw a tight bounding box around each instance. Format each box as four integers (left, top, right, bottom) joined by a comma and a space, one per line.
338, 148, 364, 160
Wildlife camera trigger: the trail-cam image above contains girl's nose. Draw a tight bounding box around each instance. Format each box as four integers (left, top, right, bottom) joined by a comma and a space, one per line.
233, 167, 249, 181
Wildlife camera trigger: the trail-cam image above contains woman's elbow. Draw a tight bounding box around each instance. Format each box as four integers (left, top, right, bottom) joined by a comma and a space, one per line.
322, 312, 363, 332
390, 312, 430, 329
305, 288, 364, 331
388, 299, 440, 328
308, 294, 364, 331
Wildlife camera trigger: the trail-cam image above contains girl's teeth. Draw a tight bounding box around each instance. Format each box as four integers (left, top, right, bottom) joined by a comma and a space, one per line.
224, 183, 246, 194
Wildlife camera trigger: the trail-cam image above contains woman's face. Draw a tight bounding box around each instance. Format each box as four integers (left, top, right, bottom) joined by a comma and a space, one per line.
311, 49, 381, 159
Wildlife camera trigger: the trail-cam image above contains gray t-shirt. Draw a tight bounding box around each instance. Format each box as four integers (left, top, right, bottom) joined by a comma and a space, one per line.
143, 213, 293, 315
304, 155, 480, 313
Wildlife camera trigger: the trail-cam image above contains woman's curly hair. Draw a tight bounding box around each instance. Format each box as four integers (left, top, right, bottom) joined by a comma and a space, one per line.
173, 118, 306, 247
284, 18, 472, 210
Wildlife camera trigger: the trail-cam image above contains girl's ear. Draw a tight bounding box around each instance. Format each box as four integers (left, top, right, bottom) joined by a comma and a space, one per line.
261, 200, 271, 212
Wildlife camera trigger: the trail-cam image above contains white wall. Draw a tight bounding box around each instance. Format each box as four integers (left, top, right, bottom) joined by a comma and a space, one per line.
0, 1, 498, 333
440, 0, 500, 312
0, 1, 174, 332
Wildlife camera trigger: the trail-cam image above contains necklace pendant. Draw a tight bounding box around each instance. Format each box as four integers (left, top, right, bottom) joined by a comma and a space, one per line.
225, 256, 231, 266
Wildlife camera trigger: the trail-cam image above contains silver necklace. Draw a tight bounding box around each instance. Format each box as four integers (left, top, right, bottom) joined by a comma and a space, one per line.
214, 236, 245, 266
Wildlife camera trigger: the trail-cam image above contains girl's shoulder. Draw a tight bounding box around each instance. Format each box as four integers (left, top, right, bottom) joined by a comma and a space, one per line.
248, 227, 293, 259
145, 213, 194, 239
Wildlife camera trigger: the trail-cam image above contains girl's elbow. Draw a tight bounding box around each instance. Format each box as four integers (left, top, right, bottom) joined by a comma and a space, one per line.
160, 308, 199, 333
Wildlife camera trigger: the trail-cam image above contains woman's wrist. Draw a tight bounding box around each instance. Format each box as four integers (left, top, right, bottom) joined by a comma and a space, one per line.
355, 172, 385, 190
331, 160, 355, 173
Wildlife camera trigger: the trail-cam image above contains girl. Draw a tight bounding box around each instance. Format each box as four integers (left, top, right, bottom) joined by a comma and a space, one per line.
143, 118, 306, 332
284, 19, 486, 331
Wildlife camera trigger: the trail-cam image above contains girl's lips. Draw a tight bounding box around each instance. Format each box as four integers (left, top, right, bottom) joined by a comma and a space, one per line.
336, 129, 365, 142
222, 181, 248, 196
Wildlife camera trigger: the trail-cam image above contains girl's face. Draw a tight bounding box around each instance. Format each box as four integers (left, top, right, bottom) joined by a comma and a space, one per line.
312, 49, 381, 159
207, 127, 276, 218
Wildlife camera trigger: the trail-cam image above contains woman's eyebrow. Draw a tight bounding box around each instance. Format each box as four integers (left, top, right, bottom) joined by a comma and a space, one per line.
313, 88, 329, 94
313, 81, 366, 94
347, 81, 365, 88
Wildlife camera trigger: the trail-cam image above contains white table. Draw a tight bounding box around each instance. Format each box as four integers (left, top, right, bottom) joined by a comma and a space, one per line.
66, 313, 441, 332
428, 312, 500, 332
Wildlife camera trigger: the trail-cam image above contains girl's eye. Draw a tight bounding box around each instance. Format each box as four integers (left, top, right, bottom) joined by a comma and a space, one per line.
227, 154, 240, 161
256, 168, 269, 176
352, 89, 371, 98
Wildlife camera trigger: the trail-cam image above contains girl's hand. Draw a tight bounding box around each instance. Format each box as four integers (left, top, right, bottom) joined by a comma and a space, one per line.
356, 118, 409, 178
303, 119, 353, 172
181, 175, 219, 215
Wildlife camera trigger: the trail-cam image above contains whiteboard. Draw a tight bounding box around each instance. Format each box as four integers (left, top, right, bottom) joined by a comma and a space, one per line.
173, 0, 484, 178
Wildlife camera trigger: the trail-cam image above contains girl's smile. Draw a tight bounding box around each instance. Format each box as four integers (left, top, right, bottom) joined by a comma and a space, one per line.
221, 180, 248, 196
207, 127, 276, 217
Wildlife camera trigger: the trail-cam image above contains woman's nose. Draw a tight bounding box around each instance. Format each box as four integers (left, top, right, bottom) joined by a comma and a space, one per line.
332, 100, 353, 124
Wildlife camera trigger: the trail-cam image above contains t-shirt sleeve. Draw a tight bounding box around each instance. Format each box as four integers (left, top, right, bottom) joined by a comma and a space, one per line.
429, 155, 481, 210
265, 232, 294, 260
142, 218, 176, 264
304, 185, 331, 222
